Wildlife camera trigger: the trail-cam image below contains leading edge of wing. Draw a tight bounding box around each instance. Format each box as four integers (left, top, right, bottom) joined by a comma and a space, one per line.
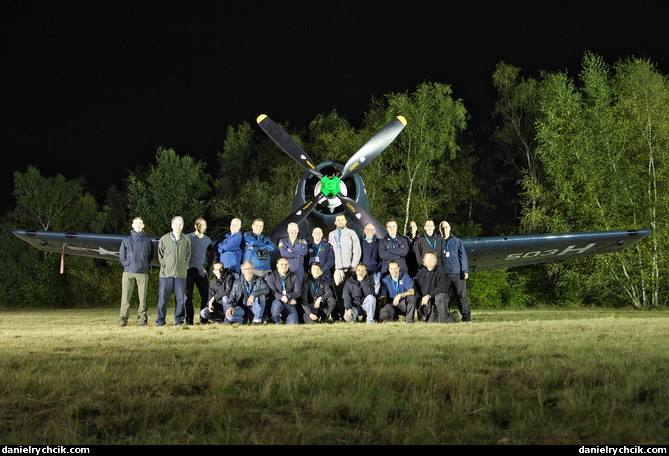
12, 230, 161, 267
464, 229, 652, 272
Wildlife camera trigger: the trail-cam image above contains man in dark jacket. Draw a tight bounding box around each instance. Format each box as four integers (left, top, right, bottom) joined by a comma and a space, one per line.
361, 223, 382, 294
342, 263, 376, 323
440, 221, 472, 322
378, 219, 410, 276
307, 227, 335, 284
118, 217, 153, 326
414, 252, 451, 323
200, 262, 236, 323
278, 222, 309, 284
226, 261, 270, 324
266, 257, 302, 324
413, 219, 445, 269
301, 262, 337, 324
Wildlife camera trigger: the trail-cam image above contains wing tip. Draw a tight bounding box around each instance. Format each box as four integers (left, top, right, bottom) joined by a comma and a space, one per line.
396, 115, 407, 125
256, 114, 268, 124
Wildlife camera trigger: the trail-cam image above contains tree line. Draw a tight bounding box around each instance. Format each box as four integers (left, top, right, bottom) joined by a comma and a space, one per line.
1, 53, 666, 309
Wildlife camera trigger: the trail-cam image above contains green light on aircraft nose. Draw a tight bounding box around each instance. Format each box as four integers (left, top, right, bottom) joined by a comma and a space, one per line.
320, 176, 342, 198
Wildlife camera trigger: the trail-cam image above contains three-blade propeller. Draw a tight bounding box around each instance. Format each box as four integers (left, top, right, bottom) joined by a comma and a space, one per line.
257, 114, 407, 240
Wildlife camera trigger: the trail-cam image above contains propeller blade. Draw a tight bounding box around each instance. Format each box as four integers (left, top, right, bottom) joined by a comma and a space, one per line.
340, 116, 407, 180
268, 193, 326, 243
337, 194, 388, 239
257, 114, 323, 178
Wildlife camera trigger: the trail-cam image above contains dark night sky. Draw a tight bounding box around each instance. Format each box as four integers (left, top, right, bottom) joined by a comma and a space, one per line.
2, 0, 669, 216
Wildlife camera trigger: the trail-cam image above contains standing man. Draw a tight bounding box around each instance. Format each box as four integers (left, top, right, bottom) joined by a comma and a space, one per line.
217, 217, 243, 273
406, 220, 420, 277
440, 221, 472, 323
266, 257, 302, 324
414, 219, 444, 269
200, 262, 236, 324
118, 217, 153, 327
243, 218, 275, 278
301, 262, 337, 324
328, 214, 361, 319
307, 227, 335, 285
156, 216, 192, 326
378, 219, 410, 276
360, 223, 382, 294
378, 260, 416, 323
186, 217, 213, 325
278, 222, 309, 283
342, 263, 376, 324
226, 261, 270, 324
414, 252, 452, 323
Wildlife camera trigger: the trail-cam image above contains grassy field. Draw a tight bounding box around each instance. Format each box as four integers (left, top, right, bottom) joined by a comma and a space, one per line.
1, 308, 668, 445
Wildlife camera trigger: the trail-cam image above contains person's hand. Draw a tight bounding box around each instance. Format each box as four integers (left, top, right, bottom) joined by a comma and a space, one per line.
421, 295, 431, 306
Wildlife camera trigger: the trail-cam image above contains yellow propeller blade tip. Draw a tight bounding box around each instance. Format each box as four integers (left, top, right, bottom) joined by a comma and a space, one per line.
257, 114, 268, 123
397, 115, 407, 125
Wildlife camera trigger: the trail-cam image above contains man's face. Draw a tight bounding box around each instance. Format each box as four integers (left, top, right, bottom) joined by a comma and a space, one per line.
312, 228, 323, 243
196, 220, 207, 234
311, 264, 322, 278
287, 223, 299, 238
355, 265, 367, 279
335, 216, 347, 229
132, 218, 144, 233
424, 220, 435, 235
277, 259, 290, 276
363, 224, 376, 239
212, 264, 223, 279
389, 263, 400, 279
252, 220, 264, 235
386, 221, 398, 237
241, 263, 255, 280
424, 253, 437, 270
172, 218, 184, 235
230, 218, 241, 233
441, 222, 451, 238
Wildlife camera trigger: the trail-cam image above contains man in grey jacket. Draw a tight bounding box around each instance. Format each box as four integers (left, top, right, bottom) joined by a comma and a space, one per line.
118, 217, 153, 326
328, 214, 361, 320
156, 216, 192, 326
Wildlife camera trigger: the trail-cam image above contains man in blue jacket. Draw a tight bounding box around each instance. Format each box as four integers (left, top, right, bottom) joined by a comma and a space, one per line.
243, 218, 275, 278
440, 221, 472, 322
217, 217, 243, 273
278, 222, 309, 283
118, 217, 153, 326
378, 260, 416, 323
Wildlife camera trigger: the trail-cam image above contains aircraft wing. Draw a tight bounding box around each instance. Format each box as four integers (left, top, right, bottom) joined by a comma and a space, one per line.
463, 229, 652, 272
11, 230, 161, 267
12, 228, 651, 273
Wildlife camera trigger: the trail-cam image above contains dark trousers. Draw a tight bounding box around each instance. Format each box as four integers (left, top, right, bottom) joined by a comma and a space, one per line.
302, 297, 337, 323
186, 267, 209, 324
418, 292, 450, 323
379, 295, 417, 322
444, 274, 471, 321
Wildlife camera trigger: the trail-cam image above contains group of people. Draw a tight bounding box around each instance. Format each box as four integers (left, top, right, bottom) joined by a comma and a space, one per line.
117, 214, 472, 326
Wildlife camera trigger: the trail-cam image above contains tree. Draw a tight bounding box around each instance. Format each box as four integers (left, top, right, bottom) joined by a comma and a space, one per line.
127, 146, 210, 234
361, 82, 472, 232
521, 53, 667, 307
12, 167, 84, 231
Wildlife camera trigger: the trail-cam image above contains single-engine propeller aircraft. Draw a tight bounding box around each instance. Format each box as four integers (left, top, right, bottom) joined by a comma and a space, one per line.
13, 114, 651, 273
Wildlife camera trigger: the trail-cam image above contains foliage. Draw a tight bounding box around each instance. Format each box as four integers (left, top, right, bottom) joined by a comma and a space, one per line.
127, 146, 210, 234
520, 53, 668, 307
12, 167, 84, 231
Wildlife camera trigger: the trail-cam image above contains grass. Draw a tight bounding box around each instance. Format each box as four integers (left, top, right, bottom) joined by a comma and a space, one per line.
0, 308, 668, 445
